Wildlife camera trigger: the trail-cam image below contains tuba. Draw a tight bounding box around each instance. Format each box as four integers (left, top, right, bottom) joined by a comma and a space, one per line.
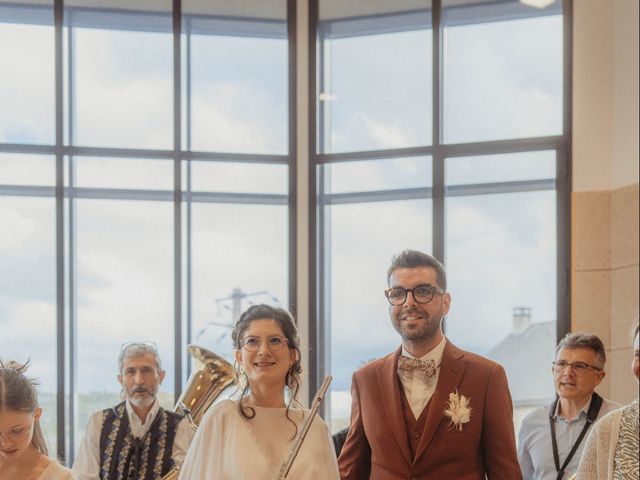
160, 345, 236, 480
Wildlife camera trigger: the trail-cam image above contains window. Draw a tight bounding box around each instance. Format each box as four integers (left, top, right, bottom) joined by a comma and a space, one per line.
0, 0, 292, 462
1, 0, 570, 459
312, 0, 568, 433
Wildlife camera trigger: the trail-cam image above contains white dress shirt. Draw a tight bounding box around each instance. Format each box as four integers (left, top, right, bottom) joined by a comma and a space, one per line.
73, 398, 194, 480
398, 336, 446, 419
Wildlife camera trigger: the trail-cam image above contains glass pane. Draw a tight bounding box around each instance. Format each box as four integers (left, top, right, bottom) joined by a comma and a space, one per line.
445, 190, 557, 432
186, 161, 287, 194
327, 199, 432, 432
67, 4, 173, 148
184, 0, 288, 154
72, 157, 173, 190
323, 156, 432, 194
446, 151, 555, 186
0, 153, 54, 186
0, 196, 57, 455
318, 1, 432, 153
189, 203, 288, 362
443, 1, 562, 143
0, 2, 54, 144
74, 199, 174, 454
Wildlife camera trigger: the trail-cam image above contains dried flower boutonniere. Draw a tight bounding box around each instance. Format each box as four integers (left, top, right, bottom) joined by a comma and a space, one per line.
443, 390, 472, 431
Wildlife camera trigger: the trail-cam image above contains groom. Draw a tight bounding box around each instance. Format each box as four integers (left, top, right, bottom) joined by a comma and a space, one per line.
338, 250, 522, 479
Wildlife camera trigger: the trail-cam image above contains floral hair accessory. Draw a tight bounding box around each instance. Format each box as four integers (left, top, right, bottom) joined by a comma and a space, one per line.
444, 389, 472, 431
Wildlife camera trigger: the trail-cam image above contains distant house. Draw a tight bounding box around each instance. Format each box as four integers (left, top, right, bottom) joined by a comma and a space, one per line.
486, 307, 556, 432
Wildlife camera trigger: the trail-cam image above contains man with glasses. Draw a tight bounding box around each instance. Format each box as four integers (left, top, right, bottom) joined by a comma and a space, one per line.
73, 342, 194, 480
338, 249, 522, 479
518, 333, 620, 480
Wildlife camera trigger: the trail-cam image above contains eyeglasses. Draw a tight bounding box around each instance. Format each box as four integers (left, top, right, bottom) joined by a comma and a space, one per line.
240, 335, 289, 352
0, 420, 33, 444
385, 285, 445, 306
552, 360, 602, 374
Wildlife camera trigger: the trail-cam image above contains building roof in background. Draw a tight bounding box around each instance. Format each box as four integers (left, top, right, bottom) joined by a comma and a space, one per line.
487, 320, 556, 407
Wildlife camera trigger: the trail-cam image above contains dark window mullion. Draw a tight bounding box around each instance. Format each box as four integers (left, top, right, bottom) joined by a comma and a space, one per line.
65, 17, 79, 465
53, 0, 66, 463
308, 0, 320, 404
185, 15, 193, 373
558, 0, 573, 343
287, 0, 298, 321
172, 0, 183, 404
432, 0, 445, 266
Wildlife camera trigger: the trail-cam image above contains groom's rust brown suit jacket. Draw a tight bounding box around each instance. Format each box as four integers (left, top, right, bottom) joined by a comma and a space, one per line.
338, 341, 523, 480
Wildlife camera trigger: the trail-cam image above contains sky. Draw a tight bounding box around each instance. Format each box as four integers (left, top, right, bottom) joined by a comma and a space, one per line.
1, 1, 563, 438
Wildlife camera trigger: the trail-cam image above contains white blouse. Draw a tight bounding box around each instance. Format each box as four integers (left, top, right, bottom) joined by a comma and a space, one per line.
39, 460, 75, 480
178, 399, 340, 480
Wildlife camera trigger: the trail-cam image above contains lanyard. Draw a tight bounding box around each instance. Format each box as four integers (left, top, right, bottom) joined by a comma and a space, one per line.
548, 393, 603, 480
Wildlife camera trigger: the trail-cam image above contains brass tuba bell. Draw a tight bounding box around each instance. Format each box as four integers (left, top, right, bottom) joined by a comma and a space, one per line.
161, 345, 236, 480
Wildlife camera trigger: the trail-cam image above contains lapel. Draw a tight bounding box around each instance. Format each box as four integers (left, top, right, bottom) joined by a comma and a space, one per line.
413, 341, 466, 462
376, 347, 413, 466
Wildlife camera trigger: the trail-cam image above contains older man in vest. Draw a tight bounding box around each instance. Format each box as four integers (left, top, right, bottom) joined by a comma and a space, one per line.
74, 342, 194, 480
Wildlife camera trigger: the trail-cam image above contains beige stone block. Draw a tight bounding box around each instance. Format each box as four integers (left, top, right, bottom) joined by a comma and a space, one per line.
572, 270, 611, 346
594, 371, 611, 400
607, 348, 638, 404
611, 183, 639, 269
573, 191, 611, 271
611, 265, 640, 349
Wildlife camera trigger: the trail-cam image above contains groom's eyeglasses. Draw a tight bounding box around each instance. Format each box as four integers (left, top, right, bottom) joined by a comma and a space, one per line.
385, 285, 445, 306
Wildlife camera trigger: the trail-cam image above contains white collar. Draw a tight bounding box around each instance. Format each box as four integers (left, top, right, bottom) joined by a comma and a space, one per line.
554, 394, 593, 420
401, 335, 447, 365
125, 397, 160, 426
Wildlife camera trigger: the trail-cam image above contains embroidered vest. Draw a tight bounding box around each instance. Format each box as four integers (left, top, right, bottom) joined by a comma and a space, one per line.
99, 401, 182, 480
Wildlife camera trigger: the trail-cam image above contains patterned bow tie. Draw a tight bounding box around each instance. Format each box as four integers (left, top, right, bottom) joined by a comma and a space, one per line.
397, 356, 438, 377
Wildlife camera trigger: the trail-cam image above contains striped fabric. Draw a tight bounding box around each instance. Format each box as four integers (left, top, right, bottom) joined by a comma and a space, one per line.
613, 400, 639, 480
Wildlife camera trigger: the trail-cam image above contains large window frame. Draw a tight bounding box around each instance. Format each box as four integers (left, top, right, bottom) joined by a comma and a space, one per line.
0, 0, 574, 458
307, 0, 573, 421
0, 0, 296, 462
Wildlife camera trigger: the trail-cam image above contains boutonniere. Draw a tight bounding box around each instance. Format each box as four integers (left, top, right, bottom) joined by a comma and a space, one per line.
443, 390, 472, 431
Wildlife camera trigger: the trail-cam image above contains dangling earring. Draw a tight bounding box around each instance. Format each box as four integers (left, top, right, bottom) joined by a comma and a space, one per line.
234, 360, 246, 383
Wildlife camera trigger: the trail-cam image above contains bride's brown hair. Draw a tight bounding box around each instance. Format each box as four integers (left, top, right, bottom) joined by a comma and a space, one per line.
231, 304, 303, 438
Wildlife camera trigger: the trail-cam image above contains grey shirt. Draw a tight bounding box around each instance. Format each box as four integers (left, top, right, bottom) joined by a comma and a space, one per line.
518, 394, 621, 480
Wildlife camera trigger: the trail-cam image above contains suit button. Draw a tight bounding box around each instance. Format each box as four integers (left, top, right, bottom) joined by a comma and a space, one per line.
413, 431, 420, 438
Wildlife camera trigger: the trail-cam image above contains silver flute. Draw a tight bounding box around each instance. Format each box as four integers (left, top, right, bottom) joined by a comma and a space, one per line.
273, 375, 333, 480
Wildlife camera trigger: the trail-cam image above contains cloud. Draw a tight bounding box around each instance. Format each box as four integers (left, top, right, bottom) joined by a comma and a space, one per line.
444, 191, 557, 349
443, 15, 562, 143
73, 29, 173, 149
326, 156, 431, 194
191, 82, 286, 154
0, 200, 55, 304
0, 23, 54, 144
1, 10, 563, 432
324, 29, 432, 152
0, 300, 57, 392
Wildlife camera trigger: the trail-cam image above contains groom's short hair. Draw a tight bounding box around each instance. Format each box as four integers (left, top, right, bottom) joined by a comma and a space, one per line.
387, 249, 447, 290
